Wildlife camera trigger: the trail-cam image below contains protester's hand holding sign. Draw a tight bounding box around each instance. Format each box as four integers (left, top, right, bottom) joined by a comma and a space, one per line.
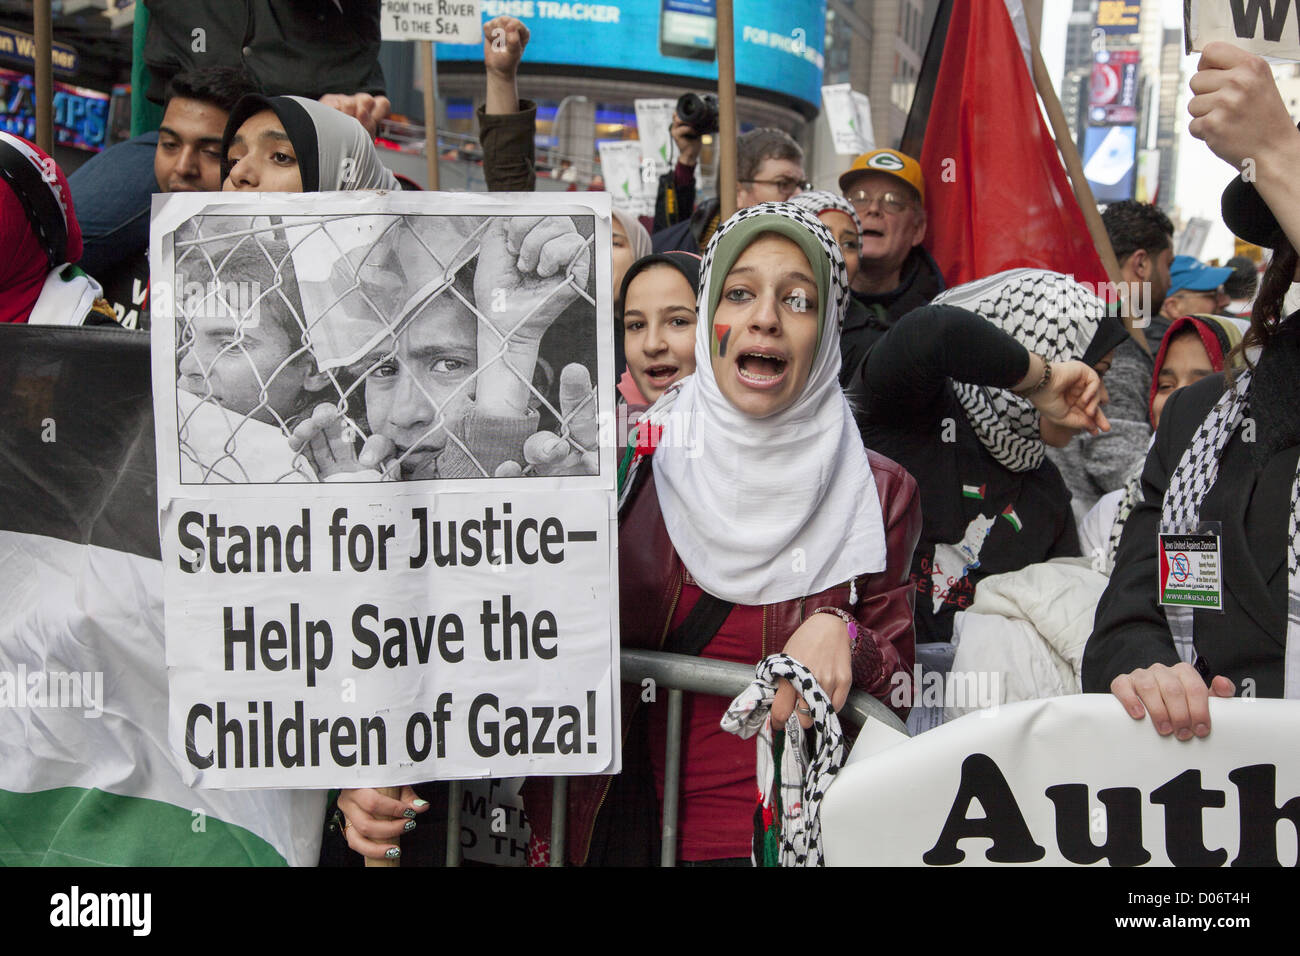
473, 217, 592, 417
1110, 661, 1235, 742
1189, 41, 1300, 255
337, 785, 430, 862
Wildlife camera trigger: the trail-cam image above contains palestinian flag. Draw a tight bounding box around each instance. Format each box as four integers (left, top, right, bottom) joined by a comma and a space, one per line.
902, 0, 1109, 288
961, 484, 985, 500
0, 325, 325, 866
1000, 504, 1023, 532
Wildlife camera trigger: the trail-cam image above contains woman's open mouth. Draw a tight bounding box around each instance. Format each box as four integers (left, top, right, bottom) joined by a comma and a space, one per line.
736, 351, 788, 388
642, 364, 680, 388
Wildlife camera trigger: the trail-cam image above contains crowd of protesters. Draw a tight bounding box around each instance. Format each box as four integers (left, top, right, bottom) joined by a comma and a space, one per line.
4, 2, 1297, 866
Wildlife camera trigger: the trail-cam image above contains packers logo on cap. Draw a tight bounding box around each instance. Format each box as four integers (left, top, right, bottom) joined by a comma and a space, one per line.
867, 152, 905, 171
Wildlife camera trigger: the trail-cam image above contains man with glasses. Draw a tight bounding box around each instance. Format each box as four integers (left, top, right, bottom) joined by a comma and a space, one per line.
1159, 255, 1235, 322
837, 149, 945, 375
651, 127, 807, 256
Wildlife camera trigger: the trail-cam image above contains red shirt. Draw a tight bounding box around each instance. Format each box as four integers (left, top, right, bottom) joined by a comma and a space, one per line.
647, 573, 769, 861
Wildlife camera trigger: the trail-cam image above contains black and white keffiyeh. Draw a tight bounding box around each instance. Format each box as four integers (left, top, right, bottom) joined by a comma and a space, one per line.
721, 654, 847, 867
931, 269, 1115, 473
1159, 369, 1300, 691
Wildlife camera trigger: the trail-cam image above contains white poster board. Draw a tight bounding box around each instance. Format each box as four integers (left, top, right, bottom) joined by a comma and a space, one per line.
149, 190, 619, 789
823, 695, 1300, 866
821, 83, 875, 156
381, 0, 482, 44
634, 98, 678, 176
599, 140, 654, 219
1186, 0, 1300, 61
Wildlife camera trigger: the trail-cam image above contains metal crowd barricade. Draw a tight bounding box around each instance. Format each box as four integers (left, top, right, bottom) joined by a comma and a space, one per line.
440, 647, 911, 867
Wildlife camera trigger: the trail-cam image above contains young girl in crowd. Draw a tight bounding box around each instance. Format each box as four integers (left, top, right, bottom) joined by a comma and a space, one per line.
786, 190, 871, 387
850, 269, 1125, 645
1085, 44, 1300, 730
525, 202, 922, 865
0, 132, 116, 326
617, 250, 700, 406
1079, 312, 1248, 568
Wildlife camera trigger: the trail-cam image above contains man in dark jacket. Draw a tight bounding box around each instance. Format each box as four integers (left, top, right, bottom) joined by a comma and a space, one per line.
650, 127, 806, 255
838, 148, 944, 373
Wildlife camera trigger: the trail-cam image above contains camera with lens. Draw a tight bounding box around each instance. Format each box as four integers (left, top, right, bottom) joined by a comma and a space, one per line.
675, 92, 719, 138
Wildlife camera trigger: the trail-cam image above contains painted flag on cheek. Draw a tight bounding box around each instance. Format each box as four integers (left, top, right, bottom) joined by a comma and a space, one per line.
0, 325, 325, 866
714, 323, 732, 358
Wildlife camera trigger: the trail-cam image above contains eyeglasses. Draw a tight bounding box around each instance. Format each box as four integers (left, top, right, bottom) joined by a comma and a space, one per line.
847, 190, 917, 215
742, 177, 813, 197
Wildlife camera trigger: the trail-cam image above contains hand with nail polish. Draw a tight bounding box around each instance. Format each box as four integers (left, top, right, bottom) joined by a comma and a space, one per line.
1109, 661, 1235, 739
337, 786, 430, 861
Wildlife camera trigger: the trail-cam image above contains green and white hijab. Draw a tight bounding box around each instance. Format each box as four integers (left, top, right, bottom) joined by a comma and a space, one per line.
643, 202, 886, 606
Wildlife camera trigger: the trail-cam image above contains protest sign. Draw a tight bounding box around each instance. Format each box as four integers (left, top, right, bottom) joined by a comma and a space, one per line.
634, 98, 678, 176
149, 190, 619, 789
1186, 0, 1300, 60
822, 695, 1300, 866
820, 84, 874, 156
460, 778, 530, 865
381, 0, 482, 43
599, 140, 654, 218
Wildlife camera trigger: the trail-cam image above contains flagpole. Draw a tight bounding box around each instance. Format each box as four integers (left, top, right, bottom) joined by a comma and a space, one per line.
422, 40, 440, 191
716, 0, 737, 221
1023, 2, 1149, 352
33, 0, 53, 154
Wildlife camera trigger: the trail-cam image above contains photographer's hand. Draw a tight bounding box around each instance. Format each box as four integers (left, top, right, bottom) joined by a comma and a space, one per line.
671, 112, 701, 167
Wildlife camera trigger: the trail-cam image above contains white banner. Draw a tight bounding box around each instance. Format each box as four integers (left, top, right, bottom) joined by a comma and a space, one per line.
149, 191, 619, 789
634, 98, 677, 176
1186, 0, 1300, 61
821, 84, 875, 156
381, 0, 482, 44
823, 695, 1300, 866
599, 140, 654, 219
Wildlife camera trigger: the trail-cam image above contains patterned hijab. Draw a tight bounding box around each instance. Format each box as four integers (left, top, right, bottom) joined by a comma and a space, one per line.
786, 190, 864, 241
931, 268, 1128, 473
644, 202, 886, 605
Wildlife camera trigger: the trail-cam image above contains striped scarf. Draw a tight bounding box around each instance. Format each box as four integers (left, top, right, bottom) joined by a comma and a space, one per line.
1160, 368, 1300, 695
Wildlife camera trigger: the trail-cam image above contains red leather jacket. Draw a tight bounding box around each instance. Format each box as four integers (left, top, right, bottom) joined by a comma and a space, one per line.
527, 449, 921, 865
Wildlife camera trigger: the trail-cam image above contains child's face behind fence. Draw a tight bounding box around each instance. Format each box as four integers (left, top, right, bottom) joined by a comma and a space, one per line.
178, 305, 315, 425
362, 297, 479, 479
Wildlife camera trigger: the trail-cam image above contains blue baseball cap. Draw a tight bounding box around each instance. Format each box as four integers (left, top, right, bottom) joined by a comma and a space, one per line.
1168, 255, 1233, 295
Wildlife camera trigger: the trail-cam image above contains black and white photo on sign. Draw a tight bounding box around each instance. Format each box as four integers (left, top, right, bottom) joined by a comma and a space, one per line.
167, 206, 600, 484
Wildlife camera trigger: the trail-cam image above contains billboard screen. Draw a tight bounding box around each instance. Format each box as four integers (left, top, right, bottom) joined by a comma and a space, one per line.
441, 0, 827, 109
1083, 124, 1137, 204
0, 69, 110, 151
1089, 48, 1139, 125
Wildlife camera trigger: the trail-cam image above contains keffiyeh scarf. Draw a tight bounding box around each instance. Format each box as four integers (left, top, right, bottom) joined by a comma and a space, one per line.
721, 654, 847, 867
1161, 368, 1300, 693
931, 269, 1119, 473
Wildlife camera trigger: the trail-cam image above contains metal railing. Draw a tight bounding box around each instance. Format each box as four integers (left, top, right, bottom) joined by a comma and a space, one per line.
440, 647, 910, 867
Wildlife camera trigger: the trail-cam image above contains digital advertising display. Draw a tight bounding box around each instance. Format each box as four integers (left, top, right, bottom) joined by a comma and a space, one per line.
0, 68, 110, 151
442, 0, 827, 111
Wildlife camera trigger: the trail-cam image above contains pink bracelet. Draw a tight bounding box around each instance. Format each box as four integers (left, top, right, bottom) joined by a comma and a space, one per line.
811, 606, 859, 651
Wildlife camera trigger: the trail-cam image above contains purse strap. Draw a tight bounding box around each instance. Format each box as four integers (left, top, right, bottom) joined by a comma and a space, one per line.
660, 589, 735, 657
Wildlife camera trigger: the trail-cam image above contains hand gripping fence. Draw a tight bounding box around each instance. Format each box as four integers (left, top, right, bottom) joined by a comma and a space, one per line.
439, 649, 910, 868
173, 213, 597, 483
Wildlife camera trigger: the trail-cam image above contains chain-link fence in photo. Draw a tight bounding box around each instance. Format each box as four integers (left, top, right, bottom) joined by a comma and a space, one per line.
172, 212, 599, 484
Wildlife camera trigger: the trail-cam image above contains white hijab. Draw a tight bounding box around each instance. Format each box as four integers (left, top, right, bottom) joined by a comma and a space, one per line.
648, 203, 887, 605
